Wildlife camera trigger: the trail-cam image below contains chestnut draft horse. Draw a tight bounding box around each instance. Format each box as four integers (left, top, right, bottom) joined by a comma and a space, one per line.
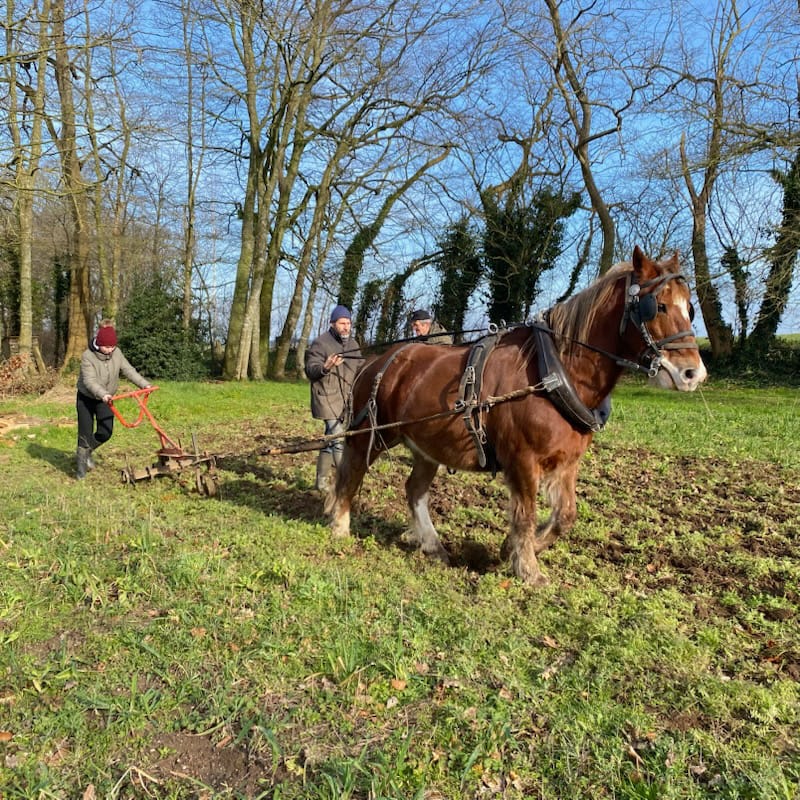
329, 247, 707, 586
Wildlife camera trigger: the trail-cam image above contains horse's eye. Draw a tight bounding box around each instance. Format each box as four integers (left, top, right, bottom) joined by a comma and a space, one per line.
658, 303, 667, 315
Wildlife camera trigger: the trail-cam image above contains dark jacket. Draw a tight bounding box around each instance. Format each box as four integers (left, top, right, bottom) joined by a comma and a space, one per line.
77, 342, 150, 400
304, 329, 364, 420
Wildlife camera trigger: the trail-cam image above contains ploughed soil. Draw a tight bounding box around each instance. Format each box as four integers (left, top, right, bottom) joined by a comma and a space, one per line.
137, 417, 800, 796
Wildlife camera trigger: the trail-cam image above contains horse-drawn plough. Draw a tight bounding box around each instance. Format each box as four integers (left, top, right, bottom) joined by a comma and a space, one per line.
109, 387, 219, 496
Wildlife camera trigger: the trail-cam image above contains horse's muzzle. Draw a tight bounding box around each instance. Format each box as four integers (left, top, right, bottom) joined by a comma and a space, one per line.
650, 356, 708, 391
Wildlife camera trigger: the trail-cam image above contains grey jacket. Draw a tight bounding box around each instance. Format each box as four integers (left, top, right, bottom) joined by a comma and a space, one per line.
304, 329, 364, 421
77, 344, 150, 400
420, 321, 453, 345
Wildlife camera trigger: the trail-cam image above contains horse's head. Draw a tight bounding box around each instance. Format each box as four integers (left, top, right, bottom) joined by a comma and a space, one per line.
622, 246, 707, 391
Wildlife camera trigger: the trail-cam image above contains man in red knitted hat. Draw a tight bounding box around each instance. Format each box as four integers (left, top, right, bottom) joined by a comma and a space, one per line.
75, 320, 151, 479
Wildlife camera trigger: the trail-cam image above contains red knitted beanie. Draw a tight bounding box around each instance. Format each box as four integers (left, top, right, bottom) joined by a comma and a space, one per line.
96, 325, 118, 347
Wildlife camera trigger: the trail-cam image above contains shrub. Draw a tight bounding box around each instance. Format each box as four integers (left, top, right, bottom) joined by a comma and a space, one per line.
116, 275, 210, 381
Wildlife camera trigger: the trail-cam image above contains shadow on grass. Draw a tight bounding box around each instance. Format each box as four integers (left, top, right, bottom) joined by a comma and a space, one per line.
217, 455, 499, 575
26, 441, 76, 478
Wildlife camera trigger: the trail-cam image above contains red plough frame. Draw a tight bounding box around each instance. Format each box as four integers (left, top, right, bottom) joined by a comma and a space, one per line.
109, 387, 218, 495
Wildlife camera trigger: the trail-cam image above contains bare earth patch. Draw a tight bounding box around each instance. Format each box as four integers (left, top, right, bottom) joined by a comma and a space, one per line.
144, 732, 273, 796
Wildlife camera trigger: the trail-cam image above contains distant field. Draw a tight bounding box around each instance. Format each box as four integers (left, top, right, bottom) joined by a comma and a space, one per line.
0, 378, 797, 799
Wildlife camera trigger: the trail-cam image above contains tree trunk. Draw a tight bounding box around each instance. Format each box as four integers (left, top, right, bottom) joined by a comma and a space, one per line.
544, 0, 616, 274
52, 0, 93, 363
680, 133, 733, 358
748, 147, 800, 349
6, 0, 51, 358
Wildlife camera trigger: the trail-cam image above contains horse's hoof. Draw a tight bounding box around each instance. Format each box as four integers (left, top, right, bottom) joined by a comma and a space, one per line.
525, 571, 549, 588
399, 529, 421, 545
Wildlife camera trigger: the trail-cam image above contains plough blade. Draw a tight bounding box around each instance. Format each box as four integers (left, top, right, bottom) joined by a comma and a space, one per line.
121, 446, 218, 496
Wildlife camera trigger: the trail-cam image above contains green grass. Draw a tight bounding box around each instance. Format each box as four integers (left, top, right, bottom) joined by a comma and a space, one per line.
0, 378, 798, 799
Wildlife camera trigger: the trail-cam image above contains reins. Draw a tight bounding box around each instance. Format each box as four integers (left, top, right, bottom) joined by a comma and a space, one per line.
256, 380, 548, 456
254, 270, 697, 457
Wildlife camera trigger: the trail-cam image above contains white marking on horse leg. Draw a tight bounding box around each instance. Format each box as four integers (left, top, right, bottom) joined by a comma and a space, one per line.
406, 456, 449, 564
510, 538, 548, 587
409, 490, 449, 563
328, 442, 368, 538
330, 504, 351, 538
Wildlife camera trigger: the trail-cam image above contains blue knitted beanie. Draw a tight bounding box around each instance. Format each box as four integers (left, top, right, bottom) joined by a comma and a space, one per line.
329, 305, 351, 323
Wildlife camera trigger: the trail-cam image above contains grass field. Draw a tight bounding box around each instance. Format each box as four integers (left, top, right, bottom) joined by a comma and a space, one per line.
0, 378, 798, 799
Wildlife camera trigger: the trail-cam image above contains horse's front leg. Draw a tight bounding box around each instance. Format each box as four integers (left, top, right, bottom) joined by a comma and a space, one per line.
533, 461, 578, 554
329, 439, 369, 537
503, 464, 548, 587
405, 453, 449, 564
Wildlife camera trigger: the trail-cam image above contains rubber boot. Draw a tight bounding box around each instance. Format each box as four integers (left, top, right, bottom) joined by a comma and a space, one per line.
76, 447, 91, 480
315, 451, 334, 492
86, 448, 96, 471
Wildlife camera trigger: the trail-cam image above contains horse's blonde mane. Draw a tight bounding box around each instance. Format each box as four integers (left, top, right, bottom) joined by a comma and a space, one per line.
548, 261, 632, 358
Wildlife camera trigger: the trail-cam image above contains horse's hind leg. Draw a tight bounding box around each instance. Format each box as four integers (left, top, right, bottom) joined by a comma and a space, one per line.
329, 440, 370, 537
405, 454, 449, 564
533, 461, 578, 554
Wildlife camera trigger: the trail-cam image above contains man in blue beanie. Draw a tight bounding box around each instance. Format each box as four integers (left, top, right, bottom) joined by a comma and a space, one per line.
304, 304, 364, 493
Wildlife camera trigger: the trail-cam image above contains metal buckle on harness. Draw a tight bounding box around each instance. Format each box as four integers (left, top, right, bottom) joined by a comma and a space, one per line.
646, 354, 662, 378
541, 372, 564, 393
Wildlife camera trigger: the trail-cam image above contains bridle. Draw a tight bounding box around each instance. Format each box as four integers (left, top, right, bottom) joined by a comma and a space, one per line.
538, 269, 699, 381
617, 271, 698, 379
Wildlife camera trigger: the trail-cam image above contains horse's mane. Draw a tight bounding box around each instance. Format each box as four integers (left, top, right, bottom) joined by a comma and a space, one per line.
548, 261, 632, 359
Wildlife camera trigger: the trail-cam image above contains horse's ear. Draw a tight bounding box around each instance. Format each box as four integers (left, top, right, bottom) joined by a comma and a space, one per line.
631, 245, 656, 281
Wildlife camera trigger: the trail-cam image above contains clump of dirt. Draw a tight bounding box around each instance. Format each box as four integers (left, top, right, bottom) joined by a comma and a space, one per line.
143, 731, 273, 796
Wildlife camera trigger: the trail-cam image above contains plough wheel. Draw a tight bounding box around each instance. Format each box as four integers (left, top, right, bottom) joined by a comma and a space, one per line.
195, 469, 218, 497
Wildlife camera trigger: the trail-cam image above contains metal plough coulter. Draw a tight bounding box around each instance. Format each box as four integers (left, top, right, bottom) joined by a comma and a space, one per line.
109, 387, 218, 496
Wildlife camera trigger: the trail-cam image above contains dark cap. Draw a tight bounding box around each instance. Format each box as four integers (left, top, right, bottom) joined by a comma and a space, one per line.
410, 309, 432, 323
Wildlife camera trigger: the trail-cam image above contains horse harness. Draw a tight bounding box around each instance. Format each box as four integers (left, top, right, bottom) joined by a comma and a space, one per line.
454, 329, 504, 471
346, 269, 697, 466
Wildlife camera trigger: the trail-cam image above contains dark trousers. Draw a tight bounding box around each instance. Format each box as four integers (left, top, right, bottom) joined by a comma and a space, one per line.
76, 391, 114, 450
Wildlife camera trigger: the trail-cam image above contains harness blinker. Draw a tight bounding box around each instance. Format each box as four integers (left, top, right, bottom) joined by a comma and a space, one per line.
628, 284, 659, 325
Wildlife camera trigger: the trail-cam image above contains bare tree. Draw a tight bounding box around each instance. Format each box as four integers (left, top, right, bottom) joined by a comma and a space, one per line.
2, 0, 51, 365
199, 0, 494, 379
49, 0, 95, 361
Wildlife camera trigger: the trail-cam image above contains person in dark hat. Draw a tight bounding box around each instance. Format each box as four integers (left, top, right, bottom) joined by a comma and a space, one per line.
304, 305, 364, 493
75, 319, 151, 479
409, 309, 453, 345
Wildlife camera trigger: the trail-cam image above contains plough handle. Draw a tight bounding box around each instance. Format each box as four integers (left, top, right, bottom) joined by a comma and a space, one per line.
108, 386, 180, 451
